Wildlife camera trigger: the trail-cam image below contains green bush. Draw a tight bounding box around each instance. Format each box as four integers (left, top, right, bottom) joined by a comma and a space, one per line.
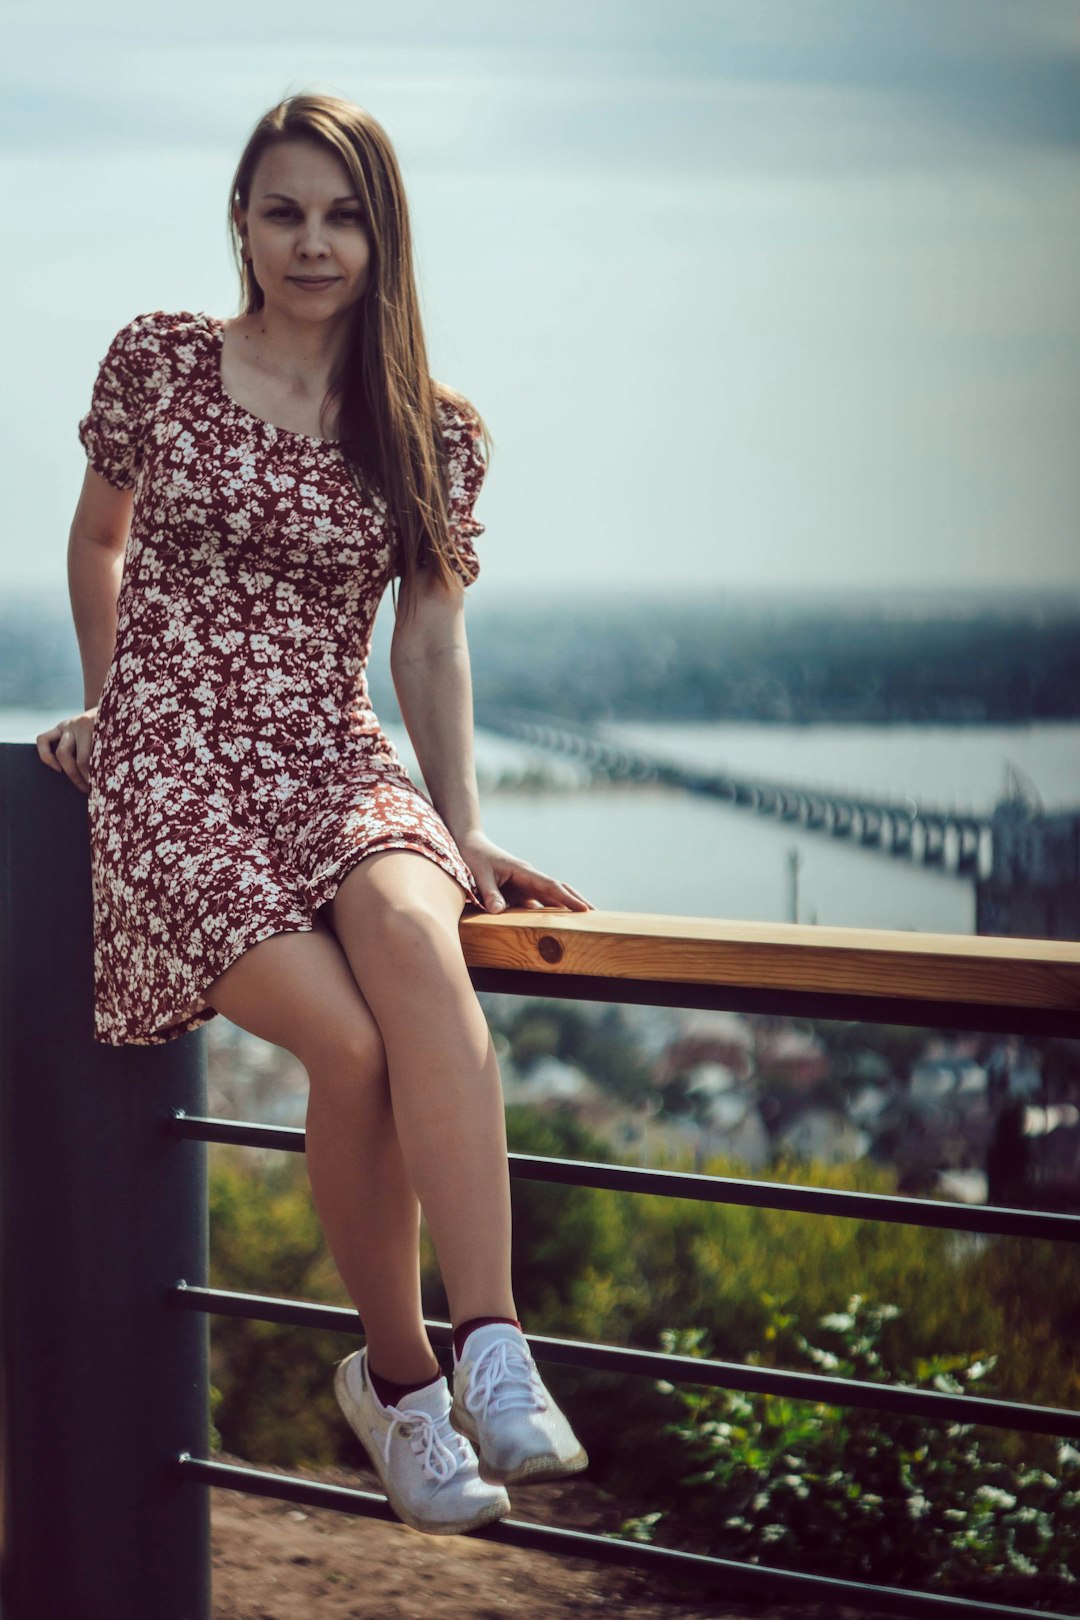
205, 1110, 1079, 1518
208, 1143, 358, 1466
619, 1293, 1080, 1607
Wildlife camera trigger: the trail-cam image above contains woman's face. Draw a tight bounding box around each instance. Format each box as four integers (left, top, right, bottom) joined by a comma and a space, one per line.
235, 138, 372, 320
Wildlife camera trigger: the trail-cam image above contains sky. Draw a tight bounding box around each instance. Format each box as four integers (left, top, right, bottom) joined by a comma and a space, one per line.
4, 0, 1079, 597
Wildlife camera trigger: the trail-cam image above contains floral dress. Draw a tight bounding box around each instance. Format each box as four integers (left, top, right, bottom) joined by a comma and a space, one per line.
78, 309, 487, 1046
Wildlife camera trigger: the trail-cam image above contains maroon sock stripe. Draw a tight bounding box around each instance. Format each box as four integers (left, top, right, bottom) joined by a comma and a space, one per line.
452, 1315, 522, 1361
366, 1354, 443, 1410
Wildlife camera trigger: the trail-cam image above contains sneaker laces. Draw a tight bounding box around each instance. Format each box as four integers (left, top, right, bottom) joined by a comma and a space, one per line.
465, 1337, 548, 1420
382, 1399, 473, 1482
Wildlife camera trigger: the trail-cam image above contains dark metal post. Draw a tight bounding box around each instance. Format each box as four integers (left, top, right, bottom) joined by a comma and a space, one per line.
0, 743, 210, 1620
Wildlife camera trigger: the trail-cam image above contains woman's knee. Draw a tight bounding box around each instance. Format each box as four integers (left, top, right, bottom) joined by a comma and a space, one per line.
299, 1010, 390, 1094
379, 896, 460, 959
321, 854, 472, 1019
328, 851, 466, 947
202, 920, 389, 1084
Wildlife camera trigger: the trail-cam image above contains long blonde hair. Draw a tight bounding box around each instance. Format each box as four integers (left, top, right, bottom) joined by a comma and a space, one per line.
227, 92, 491, 618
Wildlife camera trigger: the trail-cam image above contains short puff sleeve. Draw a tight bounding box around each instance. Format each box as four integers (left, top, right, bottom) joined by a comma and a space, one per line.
437, 396, 487, 588
77, 313, 157, 491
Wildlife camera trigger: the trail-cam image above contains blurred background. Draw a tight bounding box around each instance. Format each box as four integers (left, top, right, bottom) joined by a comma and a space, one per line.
4, 1, 1080, 1604
4, 0, 1078, 937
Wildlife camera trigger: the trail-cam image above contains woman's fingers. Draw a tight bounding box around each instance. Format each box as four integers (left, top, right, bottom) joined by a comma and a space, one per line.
503, 867, 594, 911
56, 728, 89, 794
37, 720, 92, 793
464, 842, 596, 915
36, 723, 64, 772
474, 866, 507, 912
535, 874, 593, 910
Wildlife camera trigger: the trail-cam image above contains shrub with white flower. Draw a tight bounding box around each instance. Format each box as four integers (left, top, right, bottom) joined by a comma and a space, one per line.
618, 1293, 1080, 1603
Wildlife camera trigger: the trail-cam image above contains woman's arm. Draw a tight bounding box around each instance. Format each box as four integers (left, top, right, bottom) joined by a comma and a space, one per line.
37, 467, 131, 794
389, 567, 482, 838
389, 569, 593, 914
69, 465, 131, 707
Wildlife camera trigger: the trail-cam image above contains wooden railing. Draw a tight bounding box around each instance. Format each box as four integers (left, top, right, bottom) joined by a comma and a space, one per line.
459, 908, 1080, 1035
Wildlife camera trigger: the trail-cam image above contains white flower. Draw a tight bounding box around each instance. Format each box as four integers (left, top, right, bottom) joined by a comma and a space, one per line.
975, 1485, 1017, 1510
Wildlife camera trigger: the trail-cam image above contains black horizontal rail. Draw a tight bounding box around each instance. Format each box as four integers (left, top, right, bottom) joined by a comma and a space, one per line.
168, 1282, 1080, 1441
170, 1112, 1080, 1245
467, 964, 1080, 1040
174, 1453, 1078, 1620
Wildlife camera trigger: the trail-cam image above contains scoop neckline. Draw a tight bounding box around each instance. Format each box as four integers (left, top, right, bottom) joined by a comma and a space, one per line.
200, 311, 342, 446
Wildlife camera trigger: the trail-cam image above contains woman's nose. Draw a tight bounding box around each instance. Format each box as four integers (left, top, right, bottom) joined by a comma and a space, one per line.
298, 218, 332, 254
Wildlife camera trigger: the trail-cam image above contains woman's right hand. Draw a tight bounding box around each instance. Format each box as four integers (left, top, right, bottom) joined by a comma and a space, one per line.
37, 707, 98, 795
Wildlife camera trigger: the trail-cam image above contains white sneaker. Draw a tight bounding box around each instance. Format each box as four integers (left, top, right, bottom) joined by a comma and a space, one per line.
333, 1346, 511, 1535
450, 1322, 589, 1486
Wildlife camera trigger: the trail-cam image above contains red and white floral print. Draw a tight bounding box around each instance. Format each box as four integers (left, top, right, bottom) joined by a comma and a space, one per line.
79, 309, 487, 1046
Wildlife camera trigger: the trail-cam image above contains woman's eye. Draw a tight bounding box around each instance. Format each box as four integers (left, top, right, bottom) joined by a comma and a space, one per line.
263, 208, 364, 224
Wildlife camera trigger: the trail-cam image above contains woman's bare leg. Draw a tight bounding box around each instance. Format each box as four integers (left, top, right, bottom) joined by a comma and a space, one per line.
322, 849, 518, 1331
203, 922, 440, 1384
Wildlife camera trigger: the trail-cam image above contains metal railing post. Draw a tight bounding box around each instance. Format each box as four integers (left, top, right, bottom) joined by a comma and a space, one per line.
0, 743, 210, 1620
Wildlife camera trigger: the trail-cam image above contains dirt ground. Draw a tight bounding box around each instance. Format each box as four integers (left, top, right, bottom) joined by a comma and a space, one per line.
209, 1450, 896, 1620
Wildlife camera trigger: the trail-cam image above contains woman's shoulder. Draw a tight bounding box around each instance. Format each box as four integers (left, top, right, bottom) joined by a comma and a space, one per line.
433, 381, 480, 423
119, 307, 202, 332
432, 384, 487, 458
431, 385, 489, 526
101, 309, 212, 382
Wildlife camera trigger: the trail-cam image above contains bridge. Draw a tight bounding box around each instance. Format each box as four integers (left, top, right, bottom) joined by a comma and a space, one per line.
475, 706, 993, 878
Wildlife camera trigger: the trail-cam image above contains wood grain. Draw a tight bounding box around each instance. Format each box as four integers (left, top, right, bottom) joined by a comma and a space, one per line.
458, 909, 1080, 1014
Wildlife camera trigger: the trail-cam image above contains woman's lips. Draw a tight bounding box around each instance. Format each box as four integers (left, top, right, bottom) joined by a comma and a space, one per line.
288, 277, 339, 290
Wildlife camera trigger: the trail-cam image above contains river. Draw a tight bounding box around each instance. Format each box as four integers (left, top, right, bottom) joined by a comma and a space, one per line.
5, 709, 1076, 937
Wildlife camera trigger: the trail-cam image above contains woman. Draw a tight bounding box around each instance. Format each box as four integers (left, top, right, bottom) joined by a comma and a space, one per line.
38, 92, 594, 1537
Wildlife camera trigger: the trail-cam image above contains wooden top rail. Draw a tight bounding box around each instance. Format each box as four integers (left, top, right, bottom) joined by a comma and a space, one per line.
458, 909, 1080, 1016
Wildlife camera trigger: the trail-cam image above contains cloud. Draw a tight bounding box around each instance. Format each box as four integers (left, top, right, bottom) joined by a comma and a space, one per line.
3, 0, 1078, 173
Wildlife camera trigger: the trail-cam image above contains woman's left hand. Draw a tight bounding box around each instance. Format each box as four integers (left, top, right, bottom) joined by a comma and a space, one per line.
455, 829, 595, 915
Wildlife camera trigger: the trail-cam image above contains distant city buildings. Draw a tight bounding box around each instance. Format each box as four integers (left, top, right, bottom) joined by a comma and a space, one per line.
976, 798, 1080, 941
